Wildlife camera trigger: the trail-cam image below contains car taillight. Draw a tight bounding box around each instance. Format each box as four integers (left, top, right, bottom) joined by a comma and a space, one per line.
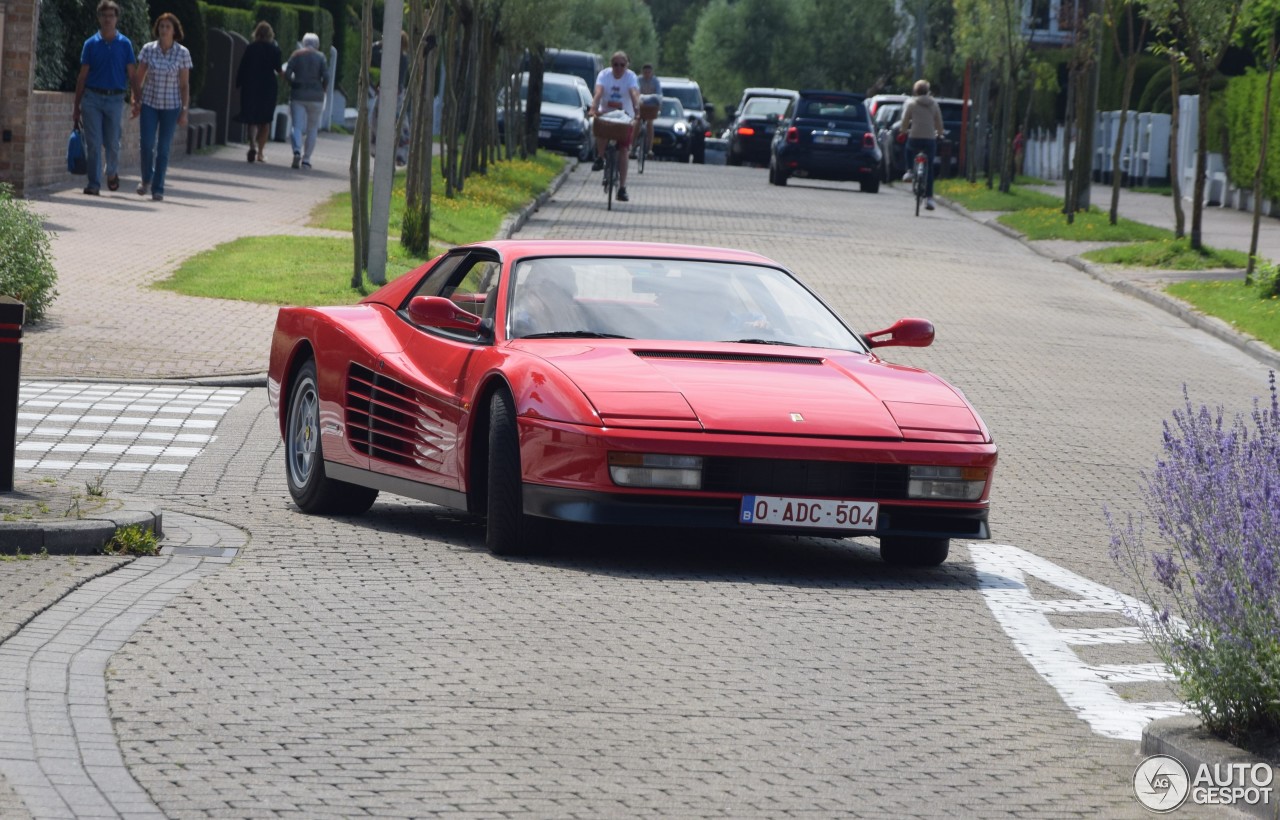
738, 126, 755, 137
895, 132, 907, 144
785, 127, 799, 144
863, 133, 875, 148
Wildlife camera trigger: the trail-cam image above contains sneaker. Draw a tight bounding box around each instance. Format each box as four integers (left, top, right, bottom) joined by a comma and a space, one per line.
152, 192, 163, 202
902, 171, 913, 182
591, 157, 604, 171
616, 187, 629, 202
83, 186, 99, 196
926, 198, 936, 210
292, 152, 301, 169
136, 182, 149, 196
301, 161, 312, 169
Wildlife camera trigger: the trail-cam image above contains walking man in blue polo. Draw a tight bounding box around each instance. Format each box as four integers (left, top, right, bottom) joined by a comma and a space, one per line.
73, 0, 137, 195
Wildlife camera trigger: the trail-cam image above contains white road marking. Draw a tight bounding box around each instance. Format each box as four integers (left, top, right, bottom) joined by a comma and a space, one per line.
15, 382, 245, 474
969, 543, 1190, 741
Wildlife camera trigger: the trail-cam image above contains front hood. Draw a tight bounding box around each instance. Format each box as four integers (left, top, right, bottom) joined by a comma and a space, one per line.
518, 342, 985, 441
537, 102, 585, 121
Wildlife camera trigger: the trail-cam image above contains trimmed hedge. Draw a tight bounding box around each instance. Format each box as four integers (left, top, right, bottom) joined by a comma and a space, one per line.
253, 2, 298, 51
35, 0, 151, 92
1225, 70, 1280, 199
199, 3, 255, 39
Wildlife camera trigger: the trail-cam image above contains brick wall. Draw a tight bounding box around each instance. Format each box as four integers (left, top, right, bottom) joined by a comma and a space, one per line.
26, 92, 190, 193
0, 0, 37, 195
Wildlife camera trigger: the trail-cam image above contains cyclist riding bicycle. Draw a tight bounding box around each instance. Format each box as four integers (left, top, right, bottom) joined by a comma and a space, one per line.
590, 50, 641, 202
900, 78, 945, 211
631, 63, 662, 161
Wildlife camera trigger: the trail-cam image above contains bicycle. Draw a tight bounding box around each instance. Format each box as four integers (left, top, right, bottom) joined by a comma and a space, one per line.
912, 150, 928, 217
593, 114, 632, 210
636, 98, 659, 175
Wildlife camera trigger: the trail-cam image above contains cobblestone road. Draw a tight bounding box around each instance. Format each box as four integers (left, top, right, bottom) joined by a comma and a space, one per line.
16, 157, 1272, 817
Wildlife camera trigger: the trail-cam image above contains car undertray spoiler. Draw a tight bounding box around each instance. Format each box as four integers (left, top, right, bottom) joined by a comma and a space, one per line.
327, 462, 470, 513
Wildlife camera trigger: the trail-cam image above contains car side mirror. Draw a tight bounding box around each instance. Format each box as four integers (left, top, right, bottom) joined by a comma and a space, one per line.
863, 318, 935, 349
407, 295, 483, 332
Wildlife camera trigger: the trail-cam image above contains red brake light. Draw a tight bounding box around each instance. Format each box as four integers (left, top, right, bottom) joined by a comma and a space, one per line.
785, 127, 799, 144
737, 126, 756, 137
863, 132, 875, 148
895, 132, 907, 144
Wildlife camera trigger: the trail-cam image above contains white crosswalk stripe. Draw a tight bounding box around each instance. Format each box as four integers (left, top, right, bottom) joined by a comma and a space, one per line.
14, 382, 246, 474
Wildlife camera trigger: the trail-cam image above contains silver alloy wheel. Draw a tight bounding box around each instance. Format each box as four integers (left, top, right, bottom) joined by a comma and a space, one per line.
287, 375, 319, 489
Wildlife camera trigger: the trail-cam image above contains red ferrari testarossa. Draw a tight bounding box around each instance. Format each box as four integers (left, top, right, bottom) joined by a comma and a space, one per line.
268, 240, 996, 565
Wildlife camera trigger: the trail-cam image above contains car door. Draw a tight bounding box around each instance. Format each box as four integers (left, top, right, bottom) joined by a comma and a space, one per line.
370, 249, 501, 491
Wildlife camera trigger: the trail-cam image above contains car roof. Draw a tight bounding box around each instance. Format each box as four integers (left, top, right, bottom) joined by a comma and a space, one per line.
657, 76, 699, 86
798, 89, 866, 101
740, 87, 798, 99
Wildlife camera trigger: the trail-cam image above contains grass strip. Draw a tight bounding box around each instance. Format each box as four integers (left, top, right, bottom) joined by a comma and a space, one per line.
934, 178, 1062, 211
1082, 237, 1248, 270
1167, 278, 1280, 350
154, 151, 565, 306
998, 207, 1171, 241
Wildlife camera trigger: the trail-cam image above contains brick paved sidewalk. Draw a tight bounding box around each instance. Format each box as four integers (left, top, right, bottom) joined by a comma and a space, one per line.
21, 132, 358, 381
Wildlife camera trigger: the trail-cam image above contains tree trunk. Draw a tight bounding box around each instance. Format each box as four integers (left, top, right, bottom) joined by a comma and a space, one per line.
1190, 78, 1210, 251
349, 0, 374, 289
1168, 51, 1185, 239
1108, 55, 1138, 225
1248, 36, 1278, 283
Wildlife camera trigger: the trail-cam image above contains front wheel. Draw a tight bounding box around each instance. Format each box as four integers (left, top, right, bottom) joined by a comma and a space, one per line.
485, 389, 549, 556
285, 359, 379, 515
768, 157, 787, 186
879, 536, 949, 567
860, 178, 880, 194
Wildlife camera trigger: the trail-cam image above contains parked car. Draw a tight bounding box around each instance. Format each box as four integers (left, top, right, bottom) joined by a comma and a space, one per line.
886, 96, 968, 179
726, 88, 798, 166
541, 48, 603, 93
268, 239, 996, 565
498, 72, 593, 161
657, 76, 713, 163
769, 89, 882, 192
649, 97, 691, 162
868, 94, 909, 181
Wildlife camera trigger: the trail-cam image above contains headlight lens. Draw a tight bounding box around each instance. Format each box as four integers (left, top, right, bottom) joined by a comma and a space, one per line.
609, 453, 703, 489
674, 122, 688, 134
907, 466, 988, 501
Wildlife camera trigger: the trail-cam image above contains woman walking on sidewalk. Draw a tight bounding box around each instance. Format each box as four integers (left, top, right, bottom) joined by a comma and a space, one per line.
285, 33, 326, 169
236, 21, 282, 164
133, 12, 192, 201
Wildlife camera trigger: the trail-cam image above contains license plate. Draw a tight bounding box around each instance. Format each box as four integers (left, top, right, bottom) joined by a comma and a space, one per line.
740, 495, 878, 531
814, 134, 848, 145
538, 129, 551, 139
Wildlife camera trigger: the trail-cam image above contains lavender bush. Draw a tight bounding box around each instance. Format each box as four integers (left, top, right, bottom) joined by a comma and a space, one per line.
1109, 373, 1280, 745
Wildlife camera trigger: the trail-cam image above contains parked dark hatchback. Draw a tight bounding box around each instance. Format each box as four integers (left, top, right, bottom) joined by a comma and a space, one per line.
650, 97, 692, 162
726, 90, 797, 166
769, 90, 881, 193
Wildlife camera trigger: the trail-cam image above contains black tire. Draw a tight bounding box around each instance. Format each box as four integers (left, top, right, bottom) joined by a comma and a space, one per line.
285, 359, 379, 515
485, 389, 549, 556
879, 536, 950, 567
726, 149, 742, 167
769, 158, 788, 186
861, 178, 880, 194
693, 139, 706, 164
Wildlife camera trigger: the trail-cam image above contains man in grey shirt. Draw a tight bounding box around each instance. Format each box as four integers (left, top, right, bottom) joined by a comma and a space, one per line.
285, 32, 327, 169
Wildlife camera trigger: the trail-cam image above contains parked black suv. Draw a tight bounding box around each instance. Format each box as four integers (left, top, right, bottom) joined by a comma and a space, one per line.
768, 90, 881, 192
657, 77, 712, 163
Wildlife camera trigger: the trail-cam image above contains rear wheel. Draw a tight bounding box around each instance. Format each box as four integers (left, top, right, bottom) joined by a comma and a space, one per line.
485, 389, 549, 556
879, 536, 949, 567
861, 178, 880, 194
285, 359, 379, 515
768, 157, 787, 186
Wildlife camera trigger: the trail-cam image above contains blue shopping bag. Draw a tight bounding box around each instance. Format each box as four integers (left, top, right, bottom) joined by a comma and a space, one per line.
67, 128, 86, 175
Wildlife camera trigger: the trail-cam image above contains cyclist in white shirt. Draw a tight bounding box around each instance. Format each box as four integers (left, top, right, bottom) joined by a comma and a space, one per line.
589, 50, 640, 202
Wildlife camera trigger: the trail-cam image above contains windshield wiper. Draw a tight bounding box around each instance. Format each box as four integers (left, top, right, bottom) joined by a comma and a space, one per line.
718, 338, 802, 346
520, 331, 632, 339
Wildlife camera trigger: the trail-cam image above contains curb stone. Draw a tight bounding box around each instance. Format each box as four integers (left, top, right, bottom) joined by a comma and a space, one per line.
0, 495, 163, 555
939, 195, 1280, 372
1142, 716, 1279, 820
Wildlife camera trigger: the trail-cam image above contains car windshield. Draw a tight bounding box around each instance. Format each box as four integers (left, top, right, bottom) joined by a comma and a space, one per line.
741, 97, 790, 118
940, 102, 965, 123
506, 257, 864, 350
521, 79, 581, 108
665, 86, 703, 112
660, 98, 685, 118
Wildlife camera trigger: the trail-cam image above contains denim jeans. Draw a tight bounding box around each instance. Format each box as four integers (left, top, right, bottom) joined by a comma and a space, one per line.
81, 90, 124, 191
907, 137, 938, 198
139, 104, 181, 195
289, 99, 324, 163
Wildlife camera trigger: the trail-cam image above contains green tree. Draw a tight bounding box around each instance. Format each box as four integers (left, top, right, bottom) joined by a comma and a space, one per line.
1240, 0, 1280, 279
1105, 0, 1150, 224
687, 0, 810, 114
1143, 0, 1245, 250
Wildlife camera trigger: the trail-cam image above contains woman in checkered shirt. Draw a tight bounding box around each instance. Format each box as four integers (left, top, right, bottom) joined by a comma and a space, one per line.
132, 12, 192, 202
